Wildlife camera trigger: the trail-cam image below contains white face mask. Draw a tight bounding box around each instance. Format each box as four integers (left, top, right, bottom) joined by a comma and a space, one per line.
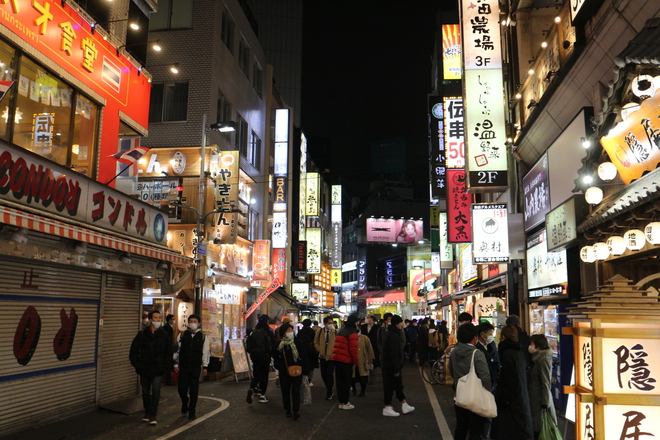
189, 323, 199, 331
528, 345, 539, 354
152, 321, 162, 329
285, 332, 294, 339
485, 335, 495, 344
325, 324, 334, 330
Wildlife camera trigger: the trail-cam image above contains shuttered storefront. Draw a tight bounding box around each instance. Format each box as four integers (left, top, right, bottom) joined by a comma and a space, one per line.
0, 258, 101, 435
97, 273, 142, 404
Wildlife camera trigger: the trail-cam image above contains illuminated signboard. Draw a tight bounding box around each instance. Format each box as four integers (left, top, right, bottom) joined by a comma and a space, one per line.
331, 269, 342, 287
429, 95, 446, 199
471, 203, 509, 263
306, 227, 321, 274
460, 244, 478, 285
272, 211, 287, 249
273, 175, 287, 211
252, 240, 271, 282
291, 283, 310, 301
546, 195, 587, 251
442, 24, 462, 80
331, 185, 342, 269
272, 248, 286, 286
439, 212, 454, 268
305, 172, 319, 216
366, 218, 424, 243
461, 0, 502, 69
213, 151, 239, 244
431, 253, 441, 275
444, 97, 465, 169
332, 185, 342, 205
523, 153, 550, 232
358, 260, 367, 291
447, 169, 473, 243
526, 229, 567, 298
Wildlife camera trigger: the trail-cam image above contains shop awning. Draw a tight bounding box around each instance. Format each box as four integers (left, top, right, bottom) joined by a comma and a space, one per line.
0, 205, 191, 264
367, 288, 406, 305
358, 290, 382, 300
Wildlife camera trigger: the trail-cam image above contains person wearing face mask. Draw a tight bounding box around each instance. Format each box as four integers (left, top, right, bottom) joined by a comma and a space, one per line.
314, 316, 337, 400
475, 320, 501, 440
528, 334, 557, 439
174, 314, 210, 420
274, 323, 309, 419
129, 310, 173, 426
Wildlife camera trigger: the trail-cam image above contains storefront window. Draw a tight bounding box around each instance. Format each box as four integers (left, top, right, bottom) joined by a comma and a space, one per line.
0, 40, 16, 140
71, 95, 98, 177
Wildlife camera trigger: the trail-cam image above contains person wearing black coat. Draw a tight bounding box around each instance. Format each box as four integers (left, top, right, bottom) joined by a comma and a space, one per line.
506, 315, 532, 369
492, 325, 534, 440
273, 323, 310, 420
381, 315, 415, 417
162, 314, 175, 385
129, 310, 173, 425
361, 314, 381, 369
297, 318, 319, 384
246, 314, 275, 404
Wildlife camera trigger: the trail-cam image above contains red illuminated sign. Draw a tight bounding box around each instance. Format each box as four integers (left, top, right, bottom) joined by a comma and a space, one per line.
272, 248, 286, 286
447, 169, 473, 243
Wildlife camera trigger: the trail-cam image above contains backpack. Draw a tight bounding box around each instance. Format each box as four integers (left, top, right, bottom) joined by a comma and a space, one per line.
429, 332, 439, 348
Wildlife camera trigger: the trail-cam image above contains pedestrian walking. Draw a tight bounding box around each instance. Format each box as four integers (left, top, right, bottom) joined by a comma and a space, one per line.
475, 320, 501, 440
332, 314, 359, 410
528, 334, 557, 439
297, 318, 319, 386
492, 325, 534, 440
381, 315, 415, 417
314, 316, 337, 400
273, 323, 309, 420
377, 313, 393, 355
245, 314, 275, 404
129, 310, 173, 426
173, 314, 210, 420
352, 329, 375, 397
449, 323, 491, 439
417, 318, 429, 365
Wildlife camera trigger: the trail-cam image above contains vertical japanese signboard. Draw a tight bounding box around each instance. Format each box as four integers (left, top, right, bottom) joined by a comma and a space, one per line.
429, 96, 447, 199
306, 228, 321, 274
251, 240, 271, 282
213, 151, 239, 244
523, 153, 550, 232
442, 24, 463, 80
305, 173, 319, 216
272, 248, 287, 286
272, 211, 287, 249
444, 97, 466, 169
331, 185, 342, 270
447, 169, 473, 243
358, 260, 367, 291
471, 203, 509, 263
461, 0, 508, 191
439, 212, 454, 268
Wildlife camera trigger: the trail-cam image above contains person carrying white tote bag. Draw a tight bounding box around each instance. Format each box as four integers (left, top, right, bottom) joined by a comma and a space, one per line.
455, 350, 497, 418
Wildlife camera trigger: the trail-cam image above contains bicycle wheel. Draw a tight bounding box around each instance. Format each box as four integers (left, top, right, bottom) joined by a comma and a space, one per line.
431, 358, 445, 384
422, 360, 439, 384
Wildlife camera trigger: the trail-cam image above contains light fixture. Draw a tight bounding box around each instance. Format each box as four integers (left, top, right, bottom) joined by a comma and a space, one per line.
624, 229, 646, 251
597, 162, 617, 181
554, 16, 561, 23
116, 40, 162, 57
9, 227, 28, 244
392, 243, 398, 247
210, 121, 237, 132
74, 241, 88, 255
580, 246, 596, 263
583, 175, 593, 185
584, 186, 603, 205
170, 64, 179, 74
541, 41, 548, 49
91, 18, 140, 34
593, 242, 610, 260
119, 252, 132, 264
581, 137, 591, 148
527, 100, 538, 109
515, 93, 522, 99
607, 236, 626, 256
645, 222, 660, 246
528, 69, 535, 75
213, 237, 222, 245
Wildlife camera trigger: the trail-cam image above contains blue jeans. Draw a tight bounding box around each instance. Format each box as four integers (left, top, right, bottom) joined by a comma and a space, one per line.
140, 375, 162, 416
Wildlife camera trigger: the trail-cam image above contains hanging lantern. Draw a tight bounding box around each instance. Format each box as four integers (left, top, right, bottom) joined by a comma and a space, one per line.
624, 229, 646, 251
597, 162, 617, 181
621, 102, 641, 120
592, 242, 610, 260
644, 222, 660, 245
585, 187, 603, 205
580, 246, 596, 263
606, 236, 626, 256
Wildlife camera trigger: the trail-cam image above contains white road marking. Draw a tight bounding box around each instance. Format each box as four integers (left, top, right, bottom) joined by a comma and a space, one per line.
154, 396, 230, 440
420, 367, 454, 439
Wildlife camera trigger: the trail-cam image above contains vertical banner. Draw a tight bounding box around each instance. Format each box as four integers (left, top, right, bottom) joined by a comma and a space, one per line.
439, 212, 454, 268
305, 172, 319, 216
471, 203, 509, 263
523, 153, 550, 231
273, 175, 287, 211
461, 0, 508, 191
213, 151, 240, 244
447, 169, 473, 243
272, 248, 286, 286
444, 97, 465, 169
442, 24, 463, 80
306, 228, 321, 274
358, 260, 367, 292
429, 95, 447, 199
295, 241, 307, 274
331, 185, 342, 270
251, 240, 271, 282
272, 212, 287, 249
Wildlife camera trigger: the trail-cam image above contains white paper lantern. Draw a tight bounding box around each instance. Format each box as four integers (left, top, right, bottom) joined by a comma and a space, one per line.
624, 229, 646, 251
606, 236, 626, 256
645, 222, 660, 245
592, 242, 610, 260
585, 187, 603, 205
597, 162, 617, 181
580, 246, 596, 263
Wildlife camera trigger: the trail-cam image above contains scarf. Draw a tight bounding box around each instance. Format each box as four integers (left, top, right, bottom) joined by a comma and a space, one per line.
278, 336, 300, 362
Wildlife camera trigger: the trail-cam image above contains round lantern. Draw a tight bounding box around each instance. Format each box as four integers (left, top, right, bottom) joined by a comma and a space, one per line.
585, 187, 603, 205
580, 246, 596, 263
592, 242, 610, 260
606, 236, 626, 256
624, 229, 646, 251
632, 74, 656, 99
621, 102, 641, 120
597, 162, 617, 181
644, 222, 660, 245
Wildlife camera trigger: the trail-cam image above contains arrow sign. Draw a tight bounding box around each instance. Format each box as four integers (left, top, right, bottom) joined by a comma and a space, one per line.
243, 278, 283, 319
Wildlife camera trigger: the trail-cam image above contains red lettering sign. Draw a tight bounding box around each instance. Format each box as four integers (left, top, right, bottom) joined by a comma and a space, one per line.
447, 169, 473, 243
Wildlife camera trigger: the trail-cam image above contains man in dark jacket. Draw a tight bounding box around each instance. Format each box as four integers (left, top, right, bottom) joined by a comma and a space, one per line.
361, 314, 380, 370
174, 314, 210, 419
417, 318, 429, 366
476, 320, 500, 440
246, 314, 275, 404
506, 314, 532, 369
406, 319, 419, 363
332, 314, 360, 410
129, 310, 172, 425
297, 318, 319, 386
381, 315, 415, 417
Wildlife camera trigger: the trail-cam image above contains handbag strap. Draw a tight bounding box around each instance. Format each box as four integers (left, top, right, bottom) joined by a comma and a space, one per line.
469, 349, 477, 375
283, 347, 290, 369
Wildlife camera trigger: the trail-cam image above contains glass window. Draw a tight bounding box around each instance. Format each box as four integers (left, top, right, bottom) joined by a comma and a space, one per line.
236, 114, 248, 157
0, 39, 17, 140
216, 90, 232, 141
149, 82, 189, 122
150, 0, 193, 30
70, 95, 98, 177
249, 131, 261, 170
252, 62, 262, 98
238, 39, 250, 77
221, 8, 234, 53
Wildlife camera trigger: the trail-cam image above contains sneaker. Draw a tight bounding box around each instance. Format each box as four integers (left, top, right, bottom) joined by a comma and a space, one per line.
326, 393, 333, 400
308, 382, 314, 387
338, 403, 355, 410
141, 413, 150, 422
149, 416, 157, 425
181, 400, 188, 414
259, 395, 268, 403
383, 406, 400, 417
247, 388, 253, 404
188, 412, 196, 420
402, 402, 415, 414
293, 412, 300, 420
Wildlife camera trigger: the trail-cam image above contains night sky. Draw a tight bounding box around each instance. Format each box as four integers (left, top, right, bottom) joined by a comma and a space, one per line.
301, 1, 440, 202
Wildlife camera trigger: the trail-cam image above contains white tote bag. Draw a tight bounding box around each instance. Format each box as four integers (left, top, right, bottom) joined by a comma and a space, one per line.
454, 350, 497, 418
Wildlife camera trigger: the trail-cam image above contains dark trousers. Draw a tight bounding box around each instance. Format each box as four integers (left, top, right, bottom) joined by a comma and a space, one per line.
382, 368, 405, 406
352, 375, 368, 393
334, 361, 353, 404
279, 371, 302, 414
178, 367, 201, 413
454, 404, 487, 440
250, 360, 271, 395
418, 345, 429, 365
140, 375, 162, 416
408, 342, 417, 362
319, 358, 334, 396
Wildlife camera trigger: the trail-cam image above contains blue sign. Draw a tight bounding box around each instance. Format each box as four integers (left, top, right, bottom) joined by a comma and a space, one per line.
197, 243, 207, 256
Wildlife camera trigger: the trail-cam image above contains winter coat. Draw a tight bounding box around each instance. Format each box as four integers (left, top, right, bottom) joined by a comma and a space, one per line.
314, 326, 336, 360
129, 327, 173, 377
449, 343, 491, 391
516, 326, 533, 369
361, 322, 380, 367
297, 326, 319, 368
407, 325, 419, 343
475, 339, 501, 388
381, 326, 405, 373
493, 339, 534, 440
354, 334, 375, 377
174, 329, 210, 369
529, 348, 557, 433
273, 337, 310, 376
246, 327, 273, 363
418, 326, 429, 347
332, 325, 359, 365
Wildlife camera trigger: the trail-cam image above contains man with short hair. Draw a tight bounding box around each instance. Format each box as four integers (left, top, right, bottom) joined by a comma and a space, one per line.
458, 312, 473, 326
130, 310, 173, 425
246, 314, 275, 404
476, 320, 500, 440
506, 314, 532, 369
377, 313, 393, 355
407, 319, 419, 363
174, 314, 210, 419
314, 316, 337, 400
417, 318, 429, 366
361, 314, 380, 370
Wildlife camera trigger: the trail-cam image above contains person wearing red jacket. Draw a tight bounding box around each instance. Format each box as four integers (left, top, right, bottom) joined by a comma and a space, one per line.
332, 314, 360, 410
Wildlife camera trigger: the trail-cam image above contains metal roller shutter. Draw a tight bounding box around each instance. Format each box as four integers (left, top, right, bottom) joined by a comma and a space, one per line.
0, 258, 101, 436
97, 273, 142, 404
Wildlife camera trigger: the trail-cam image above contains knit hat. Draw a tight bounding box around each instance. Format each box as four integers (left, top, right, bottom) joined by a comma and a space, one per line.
391, 315, 403, 326
282, 317, 292, 325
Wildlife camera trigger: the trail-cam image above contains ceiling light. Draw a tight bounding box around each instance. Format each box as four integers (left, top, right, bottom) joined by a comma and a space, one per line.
554, 16, 561, 23
583, 175, 593, 185
129, 22, 140, 30
581, 137, 591, 148
152, 43, 162, 51
170, 65, 179, 74
515, 93, 522, 99
528, 69, 535, 75
541, 41, 548, 49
